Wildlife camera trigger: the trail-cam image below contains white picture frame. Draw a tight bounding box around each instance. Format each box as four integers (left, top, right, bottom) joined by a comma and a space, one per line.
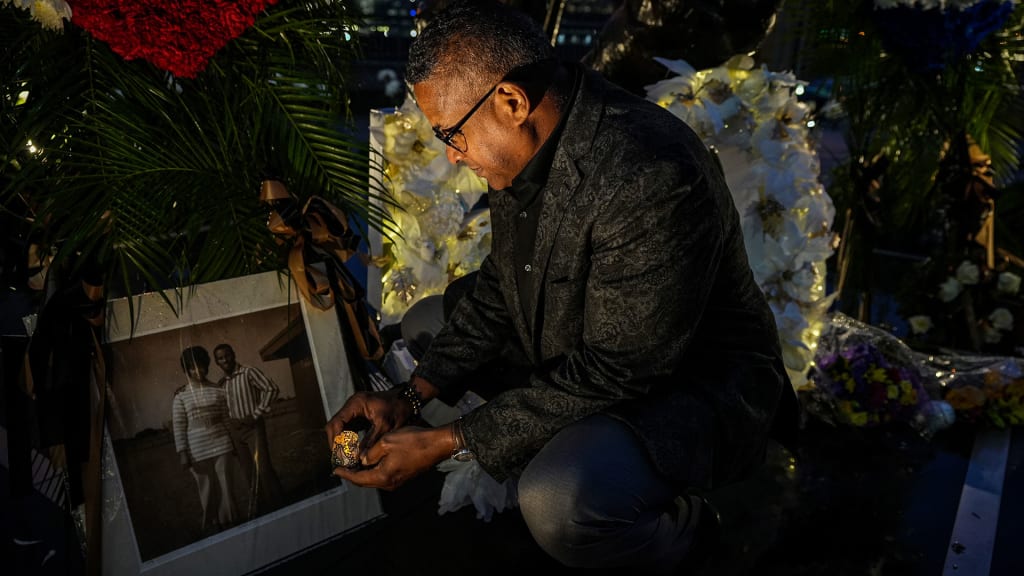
100, 271, 383, 576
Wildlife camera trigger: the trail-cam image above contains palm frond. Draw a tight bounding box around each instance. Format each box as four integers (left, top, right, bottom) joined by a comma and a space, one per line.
795, 0, 1024, 248
3, 0, 387, 309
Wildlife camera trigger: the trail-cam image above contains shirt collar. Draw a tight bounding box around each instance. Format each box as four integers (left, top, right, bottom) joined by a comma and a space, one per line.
505, 64, 582, 206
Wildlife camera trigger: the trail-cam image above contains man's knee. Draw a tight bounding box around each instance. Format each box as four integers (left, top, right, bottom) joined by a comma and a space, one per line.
518, 466, 594, 567
518, 452, 630, 569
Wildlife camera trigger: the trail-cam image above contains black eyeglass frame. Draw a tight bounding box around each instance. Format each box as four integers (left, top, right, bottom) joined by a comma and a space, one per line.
432, 82, 499, 154
431, 58, 559, 154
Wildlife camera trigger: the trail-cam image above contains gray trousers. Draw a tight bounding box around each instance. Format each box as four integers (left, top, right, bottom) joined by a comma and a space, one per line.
518, 413, 698, 573
401, 295, 699, 572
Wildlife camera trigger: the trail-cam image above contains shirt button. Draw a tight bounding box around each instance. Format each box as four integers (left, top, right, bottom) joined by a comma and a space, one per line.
524, 264, 532, 272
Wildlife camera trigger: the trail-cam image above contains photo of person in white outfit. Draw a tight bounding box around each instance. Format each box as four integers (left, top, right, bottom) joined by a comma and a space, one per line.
172, 346, 240, 534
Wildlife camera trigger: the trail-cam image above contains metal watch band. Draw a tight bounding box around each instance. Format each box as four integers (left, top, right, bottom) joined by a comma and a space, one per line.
450, 417, 476, 461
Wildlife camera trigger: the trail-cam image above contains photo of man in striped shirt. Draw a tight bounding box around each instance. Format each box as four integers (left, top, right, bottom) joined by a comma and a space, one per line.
214, 343, 284, 517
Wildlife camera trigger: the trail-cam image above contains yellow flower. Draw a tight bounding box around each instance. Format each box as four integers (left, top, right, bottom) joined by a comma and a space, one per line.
900, 389, 917, 406
849, 411, 868, 426
887, 385, 898, 400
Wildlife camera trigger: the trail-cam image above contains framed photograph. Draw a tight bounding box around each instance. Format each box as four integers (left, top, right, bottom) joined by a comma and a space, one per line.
100, 271, 383, 576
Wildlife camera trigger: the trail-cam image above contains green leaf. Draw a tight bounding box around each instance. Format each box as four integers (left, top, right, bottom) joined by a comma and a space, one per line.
2, 1, 390, 315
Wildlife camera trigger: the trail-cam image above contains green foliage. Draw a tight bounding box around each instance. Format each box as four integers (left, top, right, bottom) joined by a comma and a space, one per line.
792, 1, 1024, 237
779, 1, 1024, 343
1, 1, 387, 310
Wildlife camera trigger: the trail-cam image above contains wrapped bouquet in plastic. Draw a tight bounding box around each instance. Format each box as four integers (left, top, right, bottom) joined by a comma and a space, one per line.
806, 313, 1024, 435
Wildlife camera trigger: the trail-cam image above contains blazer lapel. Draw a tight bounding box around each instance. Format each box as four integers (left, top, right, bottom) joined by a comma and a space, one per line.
525, 68, 606, 344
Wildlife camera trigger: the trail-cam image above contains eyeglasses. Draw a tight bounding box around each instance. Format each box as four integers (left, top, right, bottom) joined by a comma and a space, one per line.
431, 59, 558, 154
432, 82, 499, 154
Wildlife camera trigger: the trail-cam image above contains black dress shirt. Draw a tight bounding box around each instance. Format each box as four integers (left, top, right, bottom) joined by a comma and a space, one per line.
500, 64, 581, 328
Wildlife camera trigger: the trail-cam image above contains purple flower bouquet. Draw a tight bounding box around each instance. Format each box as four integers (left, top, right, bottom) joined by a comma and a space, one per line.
814, 342, 931, 429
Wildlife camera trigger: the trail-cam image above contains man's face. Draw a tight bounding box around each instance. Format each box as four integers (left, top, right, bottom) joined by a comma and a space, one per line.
215, 348, 236, 375
414, 78, 526, 190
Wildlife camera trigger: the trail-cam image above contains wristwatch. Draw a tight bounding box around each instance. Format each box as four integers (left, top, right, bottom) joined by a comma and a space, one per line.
450, 417, 476, 462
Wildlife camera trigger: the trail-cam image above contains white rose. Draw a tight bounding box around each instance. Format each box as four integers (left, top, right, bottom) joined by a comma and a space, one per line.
938, 277, 962, 303
997, 272, 1021, 295
955, 260, 980, 285
908, 315, 933, 335
989, 308, 1014, 332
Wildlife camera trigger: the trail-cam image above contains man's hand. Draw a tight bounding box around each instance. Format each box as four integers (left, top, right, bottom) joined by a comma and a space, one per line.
332, 425, 452, 490
324, 388, 415, 455
179, 452, 192, 469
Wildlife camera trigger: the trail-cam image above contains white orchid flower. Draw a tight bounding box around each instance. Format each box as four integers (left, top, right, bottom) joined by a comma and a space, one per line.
745, 234, 783, 284
771, 300, 811, 335
989, 308, 1014, 332
955, 260, 980, 285
652, 57, 699, 79
782, 265, 818, 302
908, 315, 933, 335
997, 271, 1021, 295
938, 277, 962, 303
644, 76, 696, 107
417, 192, 465, 241
794, 187, 836, 237
796, 235, 834, 269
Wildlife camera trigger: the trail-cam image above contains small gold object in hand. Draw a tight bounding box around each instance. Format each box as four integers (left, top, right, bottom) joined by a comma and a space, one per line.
332, 430, 360, 468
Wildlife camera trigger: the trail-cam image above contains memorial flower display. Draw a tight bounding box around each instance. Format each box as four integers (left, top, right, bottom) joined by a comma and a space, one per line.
645, 55, 836, 390
70, 0, 280, 78
370, 95, 489, 326
2, 0, 371, 306
2, 0, 71, 31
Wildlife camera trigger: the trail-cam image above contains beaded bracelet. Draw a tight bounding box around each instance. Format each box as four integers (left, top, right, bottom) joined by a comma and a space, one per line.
398, 383, 423, 415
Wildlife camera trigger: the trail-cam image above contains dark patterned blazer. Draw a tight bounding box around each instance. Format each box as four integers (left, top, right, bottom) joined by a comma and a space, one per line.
414, 65, 795, 491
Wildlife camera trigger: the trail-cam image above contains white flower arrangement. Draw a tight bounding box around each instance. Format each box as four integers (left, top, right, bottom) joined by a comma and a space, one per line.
938, 276, 963, 302
2, 0, 72, 31
989, 307, 1014, 332
645, 55, 836, 390
955, 260, 981, 285
909, 315, 934, 335
370, 94, 489, 326
997, 271, 1021, 295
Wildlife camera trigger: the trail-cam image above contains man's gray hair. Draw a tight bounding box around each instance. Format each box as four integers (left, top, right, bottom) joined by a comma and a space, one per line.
406, 1, 553, 87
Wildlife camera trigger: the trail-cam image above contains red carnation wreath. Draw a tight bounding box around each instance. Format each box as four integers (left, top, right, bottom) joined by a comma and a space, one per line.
70, 0, 279, 78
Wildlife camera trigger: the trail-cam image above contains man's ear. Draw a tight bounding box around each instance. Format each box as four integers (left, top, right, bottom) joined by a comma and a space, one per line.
494, 82, 531, 126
